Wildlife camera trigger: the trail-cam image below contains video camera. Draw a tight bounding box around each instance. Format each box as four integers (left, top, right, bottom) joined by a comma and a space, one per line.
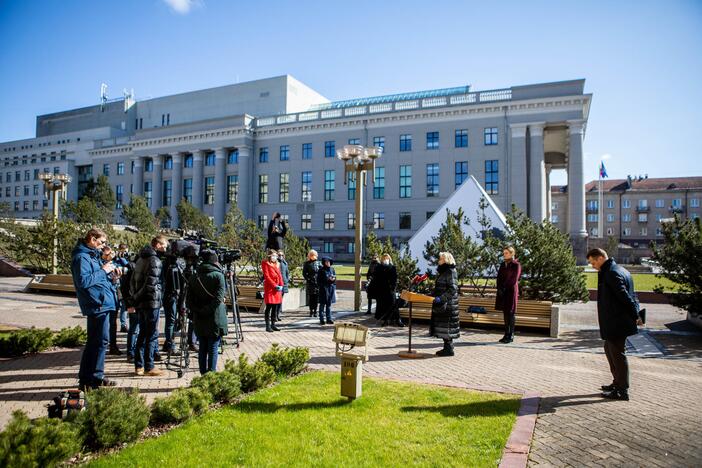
172, 231, 242, 266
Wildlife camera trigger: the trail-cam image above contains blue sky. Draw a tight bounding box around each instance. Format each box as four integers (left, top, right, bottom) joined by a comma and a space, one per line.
0, 0, 700, 185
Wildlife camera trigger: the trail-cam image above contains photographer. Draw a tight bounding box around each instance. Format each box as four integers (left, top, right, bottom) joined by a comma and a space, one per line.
316, 257, 337, 326
187, 250, 227, 374
162, 245, 186, 354
303, 249, 321, 318
265, 212, 287, 251
70, 228, 119, 390
130, 235, 168, 377
100, 245, 122, 355
261, 249, 283, 332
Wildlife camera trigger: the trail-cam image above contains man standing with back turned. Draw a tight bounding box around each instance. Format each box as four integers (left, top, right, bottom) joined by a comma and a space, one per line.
586, 248, 641, 401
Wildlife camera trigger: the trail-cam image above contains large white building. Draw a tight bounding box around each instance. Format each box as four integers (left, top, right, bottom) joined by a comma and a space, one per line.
0, 75, 591, 259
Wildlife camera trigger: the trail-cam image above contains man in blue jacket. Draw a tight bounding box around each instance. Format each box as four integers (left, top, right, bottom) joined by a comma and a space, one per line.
71, 228, 120, 390
587, 248, 642, 401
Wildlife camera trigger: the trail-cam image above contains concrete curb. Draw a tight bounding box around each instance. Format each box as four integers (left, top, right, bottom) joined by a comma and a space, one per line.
499, 392, 540, 468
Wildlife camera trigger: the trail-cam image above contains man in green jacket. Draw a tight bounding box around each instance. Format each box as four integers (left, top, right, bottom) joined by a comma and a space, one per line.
187, 250, 228, 374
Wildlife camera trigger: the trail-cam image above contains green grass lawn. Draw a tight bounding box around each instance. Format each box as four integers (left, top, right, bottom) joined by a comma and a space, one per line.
91, 372, 520, 467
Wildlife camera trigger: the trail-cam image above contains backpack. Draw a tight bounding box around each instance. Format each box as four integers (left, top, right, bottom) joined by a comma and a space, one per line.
47, 389, 86, 419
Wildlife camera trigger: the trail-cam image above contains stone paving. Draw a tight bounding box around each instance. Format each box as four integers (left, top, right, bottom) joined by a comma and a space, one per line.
1, 277, 701, 466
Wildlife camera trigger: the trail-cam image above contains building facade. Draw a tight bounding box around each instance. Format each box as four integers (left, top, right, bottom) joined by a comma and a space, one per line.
0, 75, 591, 259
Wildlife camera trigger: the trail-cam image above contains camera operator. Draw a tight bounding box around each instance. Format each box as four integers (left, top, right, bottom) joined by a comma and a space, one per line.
265, 212, 287, 251
130, 235, 168, 377
118, 252, 139, 363
186, 250, 227, 374
162, 244, 186, 355
100, 245, 123, 355
115, 244, 130, 332
70, 228, 119, 390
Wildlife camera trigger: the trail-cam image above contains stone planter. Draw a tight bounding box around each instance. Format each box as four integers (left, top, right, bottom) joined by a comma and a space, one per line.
282, 286, 307, 309
687, 311, 702, 330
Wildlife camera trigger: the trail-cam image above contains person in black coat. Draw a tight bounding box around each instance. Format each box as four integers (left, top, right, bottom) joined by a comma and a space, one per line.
365, 255, 379, 315
302, 249, 321, 317
373, 254, 399, 325
495, 246, 522, 344
587, 248, 641, 401
265, 212, 288, 251
316, 257, 337, 325
431, 252, 460, 356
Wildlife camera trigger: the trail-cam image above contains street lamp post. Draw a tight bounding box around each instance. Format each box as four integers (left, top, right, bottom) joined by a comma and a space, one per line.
39, 172, 71, 274
337, 144, 382, 311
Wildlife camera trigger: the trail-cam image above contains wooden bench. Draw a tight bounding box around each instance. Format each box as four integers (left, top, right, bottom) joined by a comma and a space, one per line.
226, 284, 264, 312
459, 284, 497, 296
25, 274, 76, 294
400, 294, 559, 337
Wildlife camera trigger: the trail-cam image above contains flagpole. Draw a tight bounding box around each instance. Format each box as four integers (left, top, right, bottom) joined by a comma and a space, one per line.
598, 163, 603, 239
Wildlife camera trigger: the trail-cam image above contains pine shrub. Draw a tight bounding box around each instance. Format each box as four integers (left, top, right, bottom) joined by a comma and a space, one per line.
259, 344, 310, 378
190, 370, 242, 403
150, 387, 211, 425
225, 354, 276, 393
0, 327, 54, 358
0, 410, 81, 468
52, 326, 87, 348
74, 387, 150, 450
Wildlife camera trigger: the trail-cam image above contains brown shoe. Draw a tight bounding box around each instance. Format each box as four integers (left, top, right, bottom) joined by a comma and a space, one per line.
135, 367, 144, 376
144, 368, 165, 377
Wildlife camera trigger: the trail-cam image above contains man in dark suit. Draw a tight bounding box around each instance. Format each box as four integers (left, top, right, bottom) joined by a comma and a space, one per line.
587, 248, 642, 401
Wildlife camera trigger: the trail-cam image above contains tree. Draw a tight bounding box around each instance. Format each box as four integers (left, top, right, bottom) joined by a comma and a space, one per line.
367, 231, 419, 292
423, 207, 478, 285
63, 175, 116, 225
282, 227, 310, 287
651, 216, 702, 317
504, 208, 588, 303
176, 199, 215, 238
218, 204, 265, 278
155, 207, 171, 229
122, 195, 157, 234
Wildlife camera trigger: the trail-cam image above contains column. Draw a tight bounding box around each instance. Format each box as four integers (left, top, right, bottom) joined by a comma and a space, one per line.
237, 145, 252, 219
567, 120, 587, 240
509, 124, 528, 213
545, 164, 553, 222
131, 156, 143, 199
214, 147, 227, 226
151, 155, 163, 213
170, 152, 182, 227
191, 150, 204, 209
529, 123, 546, 222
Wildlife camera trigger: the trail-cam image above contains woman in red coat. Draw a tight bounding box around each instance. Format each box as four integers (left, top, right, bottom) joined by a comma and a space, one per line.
261, 249, 284, 332
495, 245, 521, 343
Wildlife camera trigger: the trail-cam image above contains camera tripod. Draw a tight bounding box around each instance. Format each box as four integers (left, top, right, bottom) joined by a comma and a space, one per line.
222, 262, 244, 350
165, 261, 192, 378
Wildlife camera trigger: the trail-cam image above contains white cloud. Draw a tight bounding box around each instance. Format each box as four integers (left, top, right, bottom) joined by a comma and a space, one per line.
162, 0, 202, 14
600, 153, 612, 160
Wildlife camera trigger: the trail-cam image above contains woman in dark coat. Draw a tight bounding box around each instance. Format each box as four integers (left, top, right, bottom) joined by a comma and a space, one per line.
374, 254, 398, 325
431, 252, 460, 356
316, 257, 337, 326
495, 246, 522, 343
187, 251, 228, 374
265, 212, 287, 251
302, 249, 321, 317
365, 255, 379, 315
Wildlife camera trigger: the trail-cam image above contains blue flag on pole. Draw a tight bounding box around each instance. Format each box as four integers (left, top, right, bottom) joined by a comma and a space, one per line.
599, 161, 608, 179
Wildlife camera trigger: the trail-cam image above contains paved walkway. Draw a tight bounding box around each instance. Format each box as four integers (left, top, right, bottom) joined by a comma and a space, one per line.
1, 278, 701, 466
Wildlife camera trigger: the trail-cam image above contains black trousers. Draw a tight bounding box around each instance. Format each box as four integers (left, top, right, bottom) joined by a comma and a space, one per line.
264, 303, 279, 327
502, 310, 515, 337
604, 337, 629, 390
308, 293, 318, 315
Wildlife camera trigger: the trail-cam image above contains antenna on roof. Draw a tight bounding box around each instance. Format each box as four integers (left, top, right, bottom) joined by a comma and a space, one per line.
100, 83, 108, 112
123, 88, 135, 112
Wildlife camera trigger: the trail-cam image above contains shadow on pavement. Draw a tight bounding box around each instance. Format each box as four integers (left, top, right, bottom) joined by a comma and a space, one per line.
537, 393, 612, 415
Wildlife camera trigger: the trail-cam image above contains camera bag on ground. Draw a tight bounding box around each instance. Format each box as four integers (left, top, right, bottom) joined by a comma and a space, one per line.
47, 389, 86, 419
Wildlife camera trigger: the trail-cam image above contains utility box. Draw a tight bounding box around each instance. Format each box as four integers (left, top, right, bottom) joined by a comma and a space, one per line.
332, 323, 369, 400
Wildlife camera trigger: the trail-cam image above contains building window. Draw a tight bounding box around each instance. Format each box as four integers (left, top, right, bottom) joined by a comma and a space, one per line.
205, 177, 215, 205
622, 214, 631, 222
53, 167, 60, 174
400, 165, 412, 198
15, 171, 20, 182
622, 199, 631, 209
24, 170, 30, 181
399, 212, 411, 230
655, 199, 664, 208
638, 199, 648, 209
348, 138, 360, 145
203, 152, 214, 167
184, 154, 193, 168
23, 185, 29, 196
347, 242, 355, 254
623, 228, 631, 236
145, 159, 153, 172
144, 181, 153, 208
258, 174, 268, 203
607, 199, 615, 209
672, 198, 682, 208
324, 170, 335, 201
228, 149, 239, 164
373, 212, 385, 229
323, 241, 333, 254
551, 214, 559, 223
638, 213, 648, 223
15, 186, 19, 196
373, 136, 385, 150
280, 145, 290, 161
164, 156, 173, 170
587, 214, 598, 222
103, 163, 110, 176
324, 213, 335, 230
455, 161, 468, 188
32, 200, 39, 211
484, 127, 498, 145
115, 162, 124, 176
587, 200, 599, 210
426, 131, 439, 150
656, 228, 663, 237
33, 184, 39, 195
23, 201, 29, 211
640, 227, 648, 236
258, 215, 268, 230
14, 201, 18, 211
279, 173, 289, 203
302, 171, 312, 201
347, 213, 356, 230
227, 175, 239, 203
691, 198, 700, 208
455, 129, 468, 148
485, 160, 499, 194
324, 141, 335, 158
163, 180, 172, 206
259, 147, 269, 163
302, 143, 312, 160
426, 163, 439, 197
347, 172, 356, 201
115, 185, 124, 209
301, 213, 311, 230
373, 166, 385, 199
400, 134, 412, 152
656, 214, 663, 222
590, 227, 598, 236
607, 214, 615, 222
183, 178, 193, 203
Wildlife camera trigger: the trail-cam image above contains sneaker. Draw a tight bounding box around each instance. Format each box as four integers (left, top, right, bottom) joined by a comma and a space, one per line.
144, 368, 165, 377
135, 367, 144, 376
435, 348, 455, 357
498, 337, 513, 344
602, 389, 629, 401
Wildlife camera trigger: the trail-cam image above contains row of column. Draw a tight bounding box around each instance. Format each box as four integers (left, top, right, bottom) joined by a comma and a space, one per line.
131, 146, 252, 227
509, 120, 586, 240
